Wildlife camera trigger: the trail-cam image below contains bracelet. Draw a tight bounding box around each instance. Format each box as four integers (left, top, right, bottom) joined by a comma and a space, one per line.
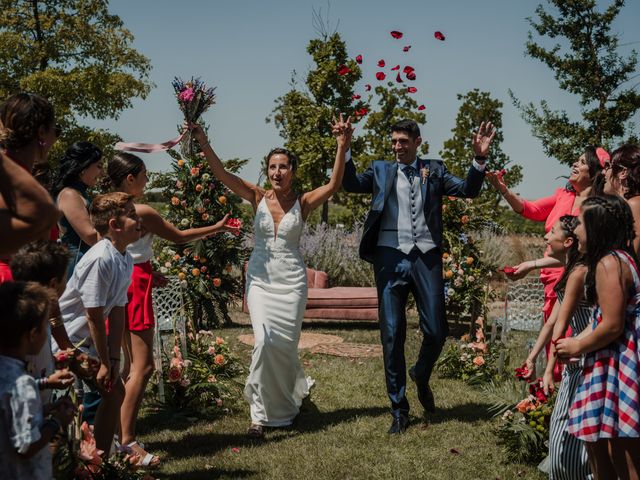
49, 316, 64, 328
36, 377, 48, 390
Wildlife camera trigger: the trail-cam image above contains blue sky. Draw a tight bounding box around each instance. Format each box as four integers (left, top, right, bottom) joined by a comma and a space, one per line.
87, 0, 640, 198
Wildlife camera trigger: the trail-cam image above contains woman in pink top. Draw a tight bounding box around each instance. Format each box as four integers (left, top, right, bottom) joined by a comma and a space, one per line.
487, 147, 608, 321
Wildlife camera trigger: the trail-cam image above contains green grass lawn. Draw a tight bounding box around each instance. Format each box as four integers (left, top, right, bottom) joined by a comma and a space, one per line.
137, 313, 545, 480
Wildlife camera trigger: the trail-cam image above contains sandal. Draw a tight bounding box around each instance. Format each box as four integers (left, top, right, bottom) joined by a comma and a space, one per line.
125, 440, 161, 468
247, 424, 264, 438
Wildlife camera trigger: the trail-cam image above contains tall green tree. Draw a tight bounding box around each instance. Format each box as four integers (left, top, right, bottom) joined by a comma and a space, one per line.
510, 0, 640, 165
441, 89, 521, 209
269, 31, 365, 224
0, 0, 153, 162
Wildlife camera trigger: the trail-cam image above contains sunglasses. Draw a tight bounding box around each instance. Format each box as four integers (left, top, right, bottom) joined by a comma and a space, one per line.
54, 123, 62, 138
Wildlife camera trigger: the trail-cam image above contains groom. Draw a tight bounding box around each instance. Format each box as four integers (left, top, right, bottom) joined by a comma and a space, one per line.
342, 119, 495, 433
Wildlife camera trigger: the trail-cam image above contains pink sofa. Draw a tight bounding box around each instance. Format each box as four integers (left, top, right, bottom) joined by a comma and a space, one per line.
243, 267, 378, 321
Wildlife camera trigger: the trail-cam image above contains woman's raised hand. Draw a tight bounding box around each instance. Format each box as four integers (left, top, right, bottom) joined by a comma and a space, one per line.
186, 122, 208, 146
331, 114, 353, 149
485, 170, 507, 192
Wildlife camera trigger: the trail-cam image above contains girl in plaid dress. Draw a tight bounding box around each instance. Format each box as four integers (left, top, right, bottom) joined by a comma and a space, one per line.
556, 195, 640, 479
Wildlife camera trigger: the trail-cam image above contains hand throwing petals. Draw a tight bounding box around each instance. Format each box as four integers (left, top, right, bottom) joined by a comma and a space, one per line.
377, 59, 386, 67
407, 87, 417, 93
390, 31, 403, 39
376, 72, 386, 81
355, 54, 363, 64
337, 65, 350, 76
434, 31, 446, 41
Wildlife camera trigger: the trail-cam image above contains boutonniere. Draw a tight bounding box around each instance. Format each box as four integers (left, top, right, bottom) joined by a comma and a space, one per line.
420, 167, 429, 185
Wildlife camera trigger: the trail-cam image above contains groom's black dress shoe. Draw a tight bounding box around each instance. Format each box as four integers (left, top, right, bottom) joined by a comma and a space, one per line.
409, 366, 436, 413
388, 414, 409, 434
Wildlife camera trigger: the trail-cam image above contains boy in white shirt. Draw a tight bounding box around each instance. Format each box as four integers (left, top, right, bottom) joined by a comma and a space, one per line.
54, 191, 141, 454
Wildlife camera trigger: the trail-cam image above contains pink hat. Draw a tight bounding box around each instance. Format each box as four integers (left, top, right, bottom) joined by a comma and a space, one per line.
596, 147, 610, 168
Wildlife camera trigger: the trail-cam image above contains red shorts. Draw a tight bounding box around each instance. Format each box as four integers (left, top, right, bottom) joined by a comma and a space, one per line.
0, 261, 13, 284
126, 261, 155, 331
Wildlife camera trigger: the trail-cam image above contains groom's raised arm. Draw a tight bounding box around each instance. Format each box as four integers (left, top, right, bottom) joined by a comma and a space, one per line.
442, 162, 486, 198
342, 150, 374, 194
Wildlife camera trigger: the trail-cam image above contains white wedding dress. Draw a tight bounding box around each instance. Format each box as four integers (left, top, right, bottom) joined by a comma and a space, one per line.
244, 197, 312, 426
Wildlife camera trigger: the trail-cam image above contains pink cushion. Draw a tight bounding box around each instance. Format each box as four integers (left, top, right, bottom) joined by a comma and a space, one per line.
306, 287, 378, 308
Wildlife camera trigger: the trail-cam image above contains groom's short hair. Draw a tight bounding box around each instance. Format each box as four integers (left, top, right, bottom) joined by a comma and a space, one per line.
390, 120, 421, 139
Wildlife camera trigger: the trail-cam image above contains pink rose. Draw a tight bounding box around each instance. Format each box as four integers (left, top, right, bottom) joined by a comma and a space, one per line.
179, 87, 195, 102
215, 336, 225, 345
473, 356, 485, 366
168, 366, 182, 383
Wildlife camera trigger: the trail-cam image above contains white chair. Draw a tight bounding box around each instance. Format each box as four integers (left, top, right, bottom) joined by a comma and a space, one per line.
151, 276, 188, 402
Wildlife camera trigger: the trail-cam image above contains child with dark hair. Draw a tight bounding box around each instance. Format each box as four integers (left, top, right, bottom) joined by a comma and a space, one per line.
556, 194, 640, 478
10, 241, 98, 405
53, 191, 141, 455
0, 281, 75, 480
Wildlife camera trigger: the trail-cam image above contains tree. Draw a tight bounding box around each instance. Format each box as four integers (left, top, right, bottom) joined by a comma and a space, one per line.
269, 30, 365, 224
0, 0, 153, 161
441, 89, 522, 209
510, 0, 640, 165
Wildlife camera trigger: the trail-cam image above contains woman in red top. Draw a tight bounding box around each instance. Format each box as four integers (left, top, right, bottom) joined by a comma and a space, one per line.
486, 147, 607, 321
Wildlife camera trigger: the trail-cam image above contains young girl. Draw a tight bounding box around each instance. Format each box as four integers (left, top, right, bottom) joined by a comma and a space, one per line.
107, 152, 238, 466
0, 281, 75, 480
521, 215, 592, 479
556, 194, 640, 479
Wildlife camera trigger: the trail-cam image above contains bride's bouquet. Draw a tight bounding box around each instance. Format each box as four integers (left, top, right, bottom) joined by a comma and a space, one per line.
172, 77, 217, 155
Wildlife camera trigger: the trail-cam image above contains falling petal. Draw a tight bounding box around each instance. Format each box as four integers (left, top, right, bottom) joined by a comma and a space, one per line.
377, 59, 385, 67
406, 72, 416, 81
403, 45, 411, 52
450, 448, 459, 454
418, 105, 426, 110
352, 94, 361, 100
434, 31, 446, 41
337, 65, 350, 76
365, 84, 372, 91
376, 72, 386, 81
231, 447, 241, 453
403, 65, 415, 74
355, 54, 363, 64
391, 65, 400, 71
390, 31, 403, 39
407, 87, 417, 93
396, 72, 403, 83
355, 107, 368, 117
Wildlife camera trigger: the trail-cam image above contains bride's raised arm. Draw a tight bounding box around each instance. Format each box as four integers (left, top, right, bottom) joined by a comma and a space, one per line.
190, 124, 264, 207
300, 115, 352, 218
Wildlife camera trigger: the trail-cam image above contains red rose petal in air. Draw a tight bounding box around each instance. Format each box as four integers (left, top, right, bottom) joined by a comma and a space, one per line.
403, 45, 411, 52
407, 87, 417, 93
406, 72, 417, 81
418, 105, 426, 111
337, 65, 350, 76
376, 72, 386, 81
390, 31, 403, 39
355, 54, 363, 64
403, 65, 415, 74
377, 59, 385, 67
391, 65, 400, 71
434, 31, 446, 41
355, 108, 368, 117
352, 94, 361, 100
365, 84, 372, 91
396, 73, 403, 83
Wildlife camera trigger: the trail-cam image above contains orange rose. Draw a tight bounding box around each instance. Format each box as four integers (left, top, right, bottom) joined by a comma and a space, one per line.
174, 254, 181, 261
212, 277, 222, 287
214, 354, 225, 365
202, 213, 209, 221
178, 272, 186, 280
461, 215, 470, 224
473, 356, 485, 366
444, 270, 454, 279
195, 184, 203, 192
190, 167, 200, 177
177, 159, 185, 167
218, 195, 227, 205
215, 336, 225, 345
171, 196, 180, 206
466, 256, 474, 265
191, 268, 200, 277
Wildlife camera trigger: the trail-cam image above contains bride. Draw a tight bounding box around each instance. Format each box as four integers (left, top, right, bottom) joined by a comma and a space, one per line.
190, 116, 352, 437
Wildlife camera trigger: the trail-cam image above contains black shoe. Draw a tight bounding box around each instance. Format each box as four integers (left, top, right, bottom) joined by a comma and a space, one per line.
409, 366, 436, 414
387, 414, 409, 434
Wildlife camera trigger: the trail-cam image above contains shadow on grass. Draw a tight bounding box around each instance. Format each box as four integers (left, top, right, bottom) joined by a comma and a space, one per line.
161, 468, 256, 480
426, 401, 493, 424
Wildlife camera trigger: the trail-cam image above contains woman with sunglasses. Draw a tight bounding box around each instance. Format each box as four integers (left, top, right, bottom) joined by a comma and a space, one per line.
0, 92, 59, 278
52, 142, 103, 278
602, 144, 640, 255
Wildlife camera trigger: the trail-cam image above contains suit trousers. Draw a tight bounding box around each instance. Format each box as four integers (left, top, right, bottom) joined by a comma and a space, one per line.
373, 246, 448, 417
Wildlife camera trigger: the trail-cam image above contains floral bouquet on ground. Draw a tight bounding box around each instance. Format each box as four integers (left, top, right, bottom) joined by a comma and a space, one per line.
436, 317, 508, 385
160, 322, 243, 413
172, 76, 217, 156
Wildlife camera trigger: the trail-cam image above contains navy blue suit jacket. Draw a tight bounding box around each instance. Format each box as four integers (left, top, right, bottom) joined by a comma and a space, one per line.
342, 158, 485, 263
